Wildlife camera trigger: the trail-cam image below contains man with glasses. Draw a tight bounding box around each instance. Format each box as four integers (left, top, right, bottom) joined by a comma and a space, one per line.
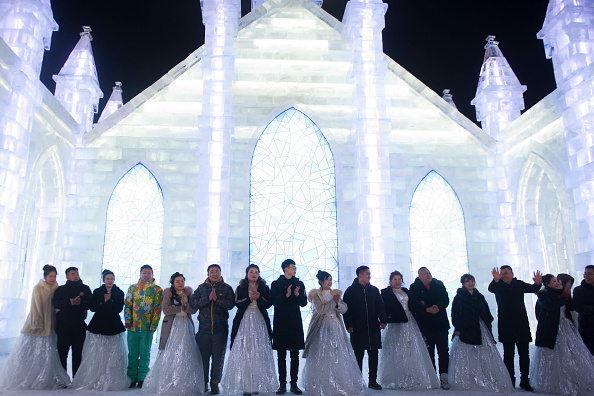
270, 259, 307, 395
574, 265, 594, 354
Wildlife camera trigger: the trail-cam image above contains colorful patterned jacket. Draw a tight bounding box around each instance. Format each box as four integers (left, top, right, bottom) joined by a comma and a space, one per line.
124, 278, 163, 332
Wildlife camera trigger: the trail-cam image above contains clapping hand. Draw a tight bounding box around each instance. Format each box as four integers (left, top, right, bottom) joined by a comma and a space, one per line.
104, 293, 111, 303
293, 285, 300, 296
250, 290, 260, 301
332, 293, 340, 304
70, 295, 81, 306
181, 294, 187, 308
492, 267, 501, 282
533, 270, 543, 285
209, 288, 217, 301
286, 285, 292, 298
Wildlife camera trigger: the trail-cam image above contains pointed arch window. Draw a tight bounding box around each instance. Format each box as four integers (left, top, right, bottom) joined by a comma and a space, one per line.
250, 108, 338, 323
102, 163, 164, 290
410, 171, 469, 293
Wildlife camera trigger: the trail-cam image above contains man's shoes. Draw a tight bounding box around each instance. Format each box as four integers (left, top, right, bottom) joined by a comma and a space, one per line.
210, 379, 220, 395
440, 373, 451, 390
243, 393, 252, 395
290, 384, 303, 394
519, 379, 534, 392
368, 381, 382, 390
276, 386, 286, 395
129, 382, 137, 388
137, 381, 144, 389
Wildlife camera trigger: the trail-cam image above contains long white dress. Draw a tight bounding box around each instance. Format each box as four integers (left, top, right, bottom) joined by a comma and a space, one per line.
378, 289, 439, 390
302, 289, 366, 396
448, 319, 513, 392
222, 284, 279, 394
530, 311, 594, 395
142, 311, 204, 395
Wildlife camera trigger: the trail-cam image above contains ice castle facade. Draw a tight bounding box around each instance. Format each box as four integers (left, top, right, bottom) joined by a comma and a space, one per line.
0, 0, 591, 348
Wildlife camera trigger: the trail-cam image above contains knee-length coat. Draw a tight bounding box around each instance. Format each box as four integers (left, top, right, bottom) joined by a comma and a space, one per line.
270, 275, 307, 350
159, 286, 197, 350
451, 287, 494, 345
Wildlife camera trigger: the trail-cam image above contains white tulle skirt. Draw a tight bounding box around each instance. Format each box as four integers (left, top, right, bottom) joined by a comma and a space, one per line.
222, 307, 279, 394
71, 332, 130, 390
530, 314, 594, 395
449, 320, 513, 393
0, 332, 70, 390
302, 313, 366, 396
142, 315, 204, 395
378, 313, 439, 390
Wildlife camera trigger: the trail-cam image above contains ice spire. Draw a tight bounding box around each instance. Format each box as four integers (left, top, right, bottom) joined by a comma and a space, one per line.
471, 36, 526, 140
98, 82, 123, 123
442, 89, 457, 109
53, 26, 103, 135
0, 0, 58, 79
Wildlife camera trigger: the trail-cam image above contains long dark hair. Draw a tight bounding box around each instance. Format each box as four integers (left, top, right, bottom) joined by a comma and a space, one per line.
169, 272, 185, 305
244, 264, 261, 284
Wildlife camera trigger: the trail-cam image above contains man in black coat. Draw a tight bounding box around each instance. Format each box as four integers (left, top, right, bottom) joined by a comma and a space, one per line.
270, 258, 307, 395
408, 267, 451, 389
573, 265, 594, 354
52, 267, 92, 376
343, 265, 387, 391
488, 265, 542, 391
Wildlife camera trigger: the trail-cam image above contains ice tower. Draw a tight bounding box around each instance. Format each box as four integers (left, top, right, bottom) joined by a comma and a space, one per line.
98, 82, 123, 123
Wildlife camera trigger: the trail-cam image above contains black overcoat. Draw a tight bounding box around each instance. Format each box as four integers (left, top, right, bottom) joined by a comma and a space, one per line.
573, 280, 594, 338
270, 275, 307, 350
488, 278, 540, 343
408, 277, 450, 333
381, 287, 409, 323
451, 287, 494, 345
231, 278, 273, 348
343, 278, 387, 350
87, 284, 125, 335
52, 279, 92, 333
535, 287, 577, 349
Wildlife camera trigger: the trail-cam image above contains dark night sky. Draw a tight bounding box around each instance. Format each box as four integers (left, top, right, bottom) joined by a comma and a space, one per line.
39, 0, 555, 125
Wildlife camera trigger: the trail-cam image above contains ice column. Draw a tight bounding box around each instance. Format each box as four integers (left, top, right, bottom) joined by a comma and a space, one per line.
538, 0, 594, 267
53, 26, 103, 135
471, 36, 526, 140
344, 0, 395, 282
442, 89, 458, 109
98, 82, 123, 122
196, 0, 239, 277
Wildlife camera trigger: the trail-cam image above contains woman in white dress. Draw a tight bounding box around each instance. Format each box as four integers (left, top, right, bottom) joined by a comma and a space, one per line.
72, 269, 130, 390
302, 270, 366, 396
143, 272, 204, 395
530, 274, 594, 395
0, 265, 70, 390
222, 264, 278, 395
448, 273, 513, 392
378, 270, 439, 390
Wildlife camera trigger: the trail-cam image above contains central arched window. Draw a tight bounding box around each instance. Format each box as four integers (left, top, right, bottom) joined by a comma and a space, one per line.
250, 108, 338, 323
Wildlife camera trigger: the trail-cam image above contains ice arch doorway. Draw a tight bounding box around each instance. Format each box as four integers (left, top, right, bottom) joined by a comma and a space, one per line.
249, 108, 338, 325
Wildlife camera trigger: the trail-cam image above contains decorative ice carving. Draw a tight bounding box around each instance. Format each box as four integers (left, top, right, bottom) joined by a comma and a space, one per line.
98, 82, 123, 123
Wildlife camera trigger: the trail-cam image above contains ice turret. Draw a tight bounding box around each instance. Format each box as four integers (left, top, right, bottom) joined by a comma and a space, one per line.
471, 36, 526, 140
0, 0, 58, 79
442, 89, 457, 109
53, 26, 103, 134
98, 82, 123, 123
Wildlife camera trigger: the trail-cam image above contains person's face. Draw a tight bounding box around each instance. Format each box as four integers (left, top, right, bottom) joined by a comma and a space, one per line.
358, 269, 371, 285
66, 270, 80, 282
390, 275, 403, 289
140, 268, 153, 282
321, 276, 332, 290
284, 264, 296, 278
547, 277, 562, 289
464, 278, 475, 292
247, 267, 259, 283
45, 271, 57, 286
418, 269, 432, 284
104, 274, 115, 288
500, 268, 513, 284
173, 276, 185, 291
208, 266, 221, 283
585, 269, 594, 285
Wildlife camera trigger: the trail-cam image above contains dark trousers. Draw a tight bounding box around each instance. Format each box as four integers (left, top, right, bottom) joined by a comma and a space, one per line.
57, 326, 86, 376
196, 328, 228, 384
277, 349, 300, 386
579, 327, 594, 355
353, 348, 379, 383
503, 341, 530, 385
423, 330, 449, 374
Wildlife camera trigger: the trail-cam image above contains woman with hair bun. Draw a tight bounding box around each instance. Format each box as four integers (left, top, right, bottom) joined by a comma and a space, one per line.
72, 269, 129, 390
0, 265, 70, 390
302, 270, 366, 396
222, 264, 278, 395
378, 270, 439, 390
142, 272, 203, 395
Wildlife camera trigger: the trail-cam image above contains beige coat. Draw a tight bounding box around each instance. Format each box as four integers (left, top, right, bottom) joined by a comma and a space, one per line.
159, 286, 197, 350
21, 280, 58, 336
303, 288, 348, 358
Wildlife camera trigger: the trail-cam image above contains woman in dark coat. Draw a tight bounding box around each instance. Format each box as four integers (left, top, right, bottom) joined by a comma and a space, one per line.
222, 264, 278, 395
72, 270, 130, 390
530, 274, 594, 395
448, 274, 513, 392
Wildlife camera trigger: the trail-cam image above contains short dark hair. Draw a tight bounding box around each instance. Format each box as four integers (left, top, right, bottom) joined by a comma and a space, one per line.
500, 265, 513, 272
460, 273, 475, 284
65, 267, 78, 276
356, 266, 370, 276
389, 270, 403, 283
102, 269, 115, 280
542, 274, 555, 286
207, 264, 221, 272
417, 266, 428, 274
316, 270, 331, 286
585, 265, 594, 271
140, 265, 153, 273
43, 265, 57, 277
281, 259, 296, 271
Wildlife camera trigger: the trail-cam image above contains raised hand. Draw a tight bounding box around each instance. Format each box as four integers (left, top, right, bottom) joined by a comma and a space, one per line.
293, 285, 300, 296
286, 285, 292, 298
533, 270, 543, 285
492, 267, 501, 282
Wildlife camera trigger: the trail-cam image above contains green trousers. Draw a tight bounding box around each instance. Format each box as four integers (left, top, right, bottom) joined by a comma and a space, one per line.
127, 330, 154, 381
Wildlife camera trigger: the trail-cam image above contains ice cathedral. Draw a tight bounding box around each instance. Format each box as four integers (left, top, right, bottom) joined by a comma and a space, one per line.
0, 0, 592, 351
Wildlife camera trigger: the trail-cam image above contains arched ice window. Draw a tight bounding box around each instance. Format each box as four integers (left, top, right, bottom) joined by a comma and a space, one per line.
410, 171, 469, 294
102, 163, 164, 290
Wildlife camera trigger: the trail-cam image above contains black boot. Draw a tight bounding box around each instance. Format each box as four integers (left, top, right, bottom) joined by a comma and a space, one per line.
276, 385, 286, 395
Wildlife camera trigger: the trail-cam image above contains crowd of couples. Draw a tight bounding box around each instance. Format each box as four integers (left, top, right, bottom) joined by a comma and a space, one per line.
0, 259, 593, 396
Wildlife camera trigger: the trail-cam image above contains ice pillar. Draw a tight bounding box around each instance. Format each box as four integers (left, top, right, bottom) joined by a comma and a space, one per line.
196, 0, 239, 277
538, 0, 594, 267
98, 82, 123, 122
344, 0, 395, 283
471, 36, 526, 141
